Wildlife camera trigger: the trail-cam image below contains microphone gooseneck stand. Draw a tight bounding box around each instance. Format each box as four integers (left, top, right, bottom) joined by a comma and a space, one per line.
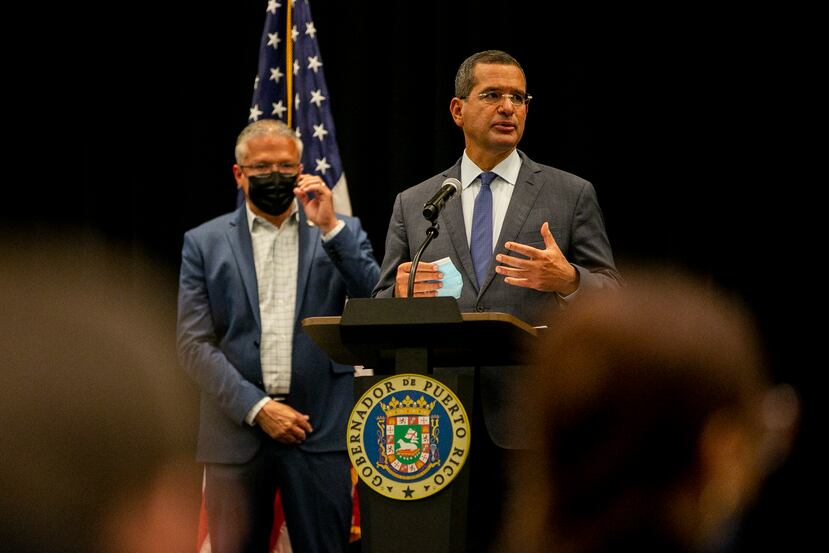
407, 219, 440, 298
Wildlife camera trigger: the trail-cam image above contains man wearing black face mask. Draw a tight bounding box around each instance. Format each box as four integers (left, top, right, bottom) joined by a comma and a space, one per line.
247, 171, 301, 216
177, 119, 380, 553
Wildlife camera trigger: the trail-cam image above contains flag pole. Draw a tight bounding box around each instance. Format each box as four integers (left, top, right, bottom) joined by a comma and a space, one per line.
285, 2, 293, 128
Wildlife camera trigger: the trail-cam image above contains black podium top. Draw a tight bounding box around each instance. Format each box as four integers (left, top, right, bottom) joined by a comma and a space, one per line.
301, 297, 539, 371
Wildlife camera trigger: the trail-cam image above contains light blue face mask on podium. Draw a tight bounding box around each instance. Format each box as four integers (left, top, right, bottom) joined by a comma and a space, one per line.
431, 257, 463, 298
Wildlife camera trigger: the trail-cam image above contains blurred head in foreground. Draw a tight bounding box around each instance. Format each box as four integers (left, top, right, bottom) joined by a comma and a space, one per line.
498, 270, 798, 553
0, 236, 199, 552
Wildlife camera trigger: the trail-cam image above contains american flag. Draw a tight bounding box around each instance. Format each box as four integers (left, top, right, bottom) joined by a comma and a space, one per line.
198, 3, 359, 552
248, 0, 351, 214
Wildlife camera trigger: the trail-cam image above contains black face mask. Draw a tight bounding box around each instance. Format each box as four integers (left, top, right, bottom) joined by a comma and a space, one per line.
247, 172, 298, 215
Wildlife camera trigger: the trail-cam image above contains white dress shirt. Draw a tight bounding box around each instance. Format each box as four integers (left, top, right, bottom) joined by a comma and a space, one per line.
459, 149, 521, 250
243, 202, 346, 425
247, 202, 299, 397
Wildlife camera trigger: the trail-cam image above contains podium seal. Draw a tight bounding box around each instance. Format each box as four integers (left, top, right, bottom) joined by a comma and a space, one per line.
347, 373, 471, 500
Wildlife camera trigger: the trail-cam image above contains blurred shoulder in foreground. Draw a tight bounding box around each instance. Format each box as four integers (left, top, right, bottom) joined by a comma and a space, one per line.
0, 233, 200, 553
496, 269, 799, 553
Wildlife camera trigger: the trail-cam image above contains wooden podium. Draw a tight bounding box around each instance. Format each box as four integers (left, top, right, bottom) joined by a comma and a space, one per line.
302, 297, 538, 553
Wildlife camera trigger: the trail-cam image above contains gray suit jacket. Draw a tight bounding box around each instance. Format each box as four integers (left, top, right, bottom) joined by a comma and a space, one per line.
373, 151, 621, 447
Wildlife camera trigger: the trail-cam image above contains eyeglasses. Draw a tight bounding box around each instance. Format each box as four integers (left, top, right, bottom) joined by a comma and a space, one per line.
463, 91, 532, 107
239, 162, 300, 175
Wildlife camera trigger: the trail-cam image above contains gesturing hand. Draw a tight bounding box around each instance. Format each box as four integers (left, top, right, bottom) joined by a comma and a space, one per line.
255, 400, 314, 444
494, 222, 579, 295
294, 174, 337, 234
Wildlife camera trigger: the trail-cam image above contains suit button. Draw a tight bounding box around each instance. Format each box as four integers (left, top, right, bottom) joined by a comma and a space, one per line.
254, 340, 260, 348
475, 305, 485, 312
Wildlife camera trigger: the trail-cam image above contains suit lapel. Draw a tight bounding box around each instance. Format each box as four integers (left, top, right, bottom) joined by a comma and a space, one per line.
227, 205, 261, 330
295, 208, 319, 316
439, 163, 480, 290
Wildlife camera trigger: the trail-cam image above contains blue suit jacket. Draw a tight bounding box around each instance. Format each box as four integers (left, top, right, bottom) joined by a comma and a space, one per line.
177, 204, 379, 463
373, 151, 622, 447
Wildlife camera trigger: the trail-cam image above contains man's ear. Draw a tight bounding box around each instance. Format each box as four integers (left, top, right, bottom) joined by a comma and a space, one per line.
233, 165, 245, 189
449, 97, 464, 127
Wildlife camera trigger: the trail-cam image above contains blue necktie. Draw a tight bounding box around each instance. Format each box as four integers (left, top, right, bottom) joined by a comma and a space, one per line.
470, 171, 496, 288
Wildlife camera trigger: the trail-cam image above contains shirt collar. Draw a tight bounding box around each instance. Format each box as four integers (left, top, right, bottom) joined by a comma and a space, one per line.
245, 200, 299, 232
460, 149, 521, 190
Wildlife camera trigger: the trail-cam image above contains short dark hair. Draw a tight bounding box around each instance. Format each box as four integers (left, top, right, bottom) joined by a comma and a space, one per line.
454, 50, 525, 98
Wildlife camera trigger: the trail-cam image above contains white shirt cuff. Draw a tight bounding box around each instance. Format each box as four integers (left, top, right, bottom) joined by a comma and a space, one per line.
245, 396, 271, 426
321, 219, 346, 242
558, 286, 580, 302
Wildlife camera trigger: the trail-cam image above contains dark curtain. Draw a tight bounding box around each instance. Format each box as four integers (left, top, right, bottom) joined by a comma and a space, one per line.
5, 3, 820, 549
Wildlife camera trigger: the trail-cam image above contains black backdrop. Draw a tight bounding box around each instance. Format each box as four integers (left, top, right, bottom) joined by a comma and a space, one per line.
7, 2, 820, 548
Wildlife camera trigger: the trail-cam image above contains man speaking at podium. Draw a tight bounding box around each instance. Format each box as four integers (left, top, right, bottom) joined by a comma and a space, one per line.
372, 50, 622, 551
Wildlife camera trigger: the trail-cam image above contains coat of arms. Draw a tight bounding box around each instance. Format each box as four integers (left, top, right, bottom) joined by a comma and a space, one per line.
347, 374, 471, 500
377, 395, 439, 479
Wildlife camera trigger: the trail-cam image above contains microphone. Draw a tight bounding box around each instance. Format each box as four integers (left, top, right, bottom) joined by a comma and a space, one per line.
422, 178, 462, 222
